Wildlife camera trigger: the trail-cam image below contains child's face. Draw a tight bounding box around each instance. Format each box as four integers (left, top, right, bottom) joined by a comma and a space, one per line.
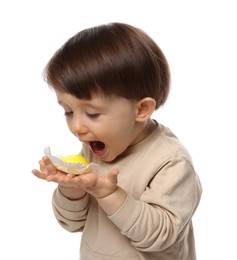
55, 90, 142, 162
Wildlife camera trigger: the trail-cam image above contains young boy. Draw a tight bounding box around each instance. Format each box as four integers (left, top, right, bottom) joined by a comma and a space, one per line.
32, 22, 202, 260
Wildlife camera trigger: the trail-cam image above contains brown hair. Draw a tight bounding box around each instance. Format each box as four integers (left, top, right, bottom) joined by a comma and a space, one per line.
44, 22, 170, 109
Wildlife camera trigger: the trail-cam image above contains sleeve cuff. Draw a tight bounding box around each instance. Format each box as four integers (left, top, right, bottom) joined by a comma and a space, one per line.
53, 187, 90, 212
108, 195, 142, 232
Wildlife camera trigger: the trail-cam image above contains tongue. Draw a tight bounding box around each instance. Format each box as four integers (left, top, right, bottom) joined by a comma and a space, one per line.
90, 141, 105, 156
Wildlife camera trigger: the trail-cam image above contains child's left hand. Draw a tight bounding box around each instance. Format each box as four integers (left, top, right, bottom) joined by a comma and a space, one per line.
75, 168, 119, 199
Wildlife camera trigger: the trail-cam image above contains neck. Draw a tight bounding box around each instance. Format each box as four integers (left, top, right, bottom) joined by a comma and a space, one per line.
132, 119, 157, 145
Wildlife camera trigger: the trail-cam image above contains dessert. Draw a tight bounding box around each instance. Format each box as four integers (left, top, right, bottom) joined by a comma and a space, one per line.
60, 154, 88, 166
44, 147, 98, 175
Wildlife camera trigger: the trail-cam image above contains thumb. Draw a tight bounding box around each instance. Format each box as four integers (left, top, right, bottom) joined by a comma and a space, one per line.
108, 168, 119, 183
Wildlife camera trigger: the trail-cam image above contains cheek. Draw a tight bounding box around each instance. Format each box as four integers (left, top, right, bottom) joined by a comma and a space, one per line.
117, 117, 136, 134
109, 121, 135, 142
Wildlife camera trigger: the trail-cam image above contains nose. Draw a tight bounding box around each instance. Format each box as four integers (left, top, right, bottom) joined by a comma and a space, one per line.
71, 117, 88, 136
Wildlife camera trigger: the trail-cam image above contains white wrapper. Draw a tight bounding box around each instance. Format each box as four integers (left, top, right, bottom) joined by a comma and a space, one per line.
44, 147, 98, 175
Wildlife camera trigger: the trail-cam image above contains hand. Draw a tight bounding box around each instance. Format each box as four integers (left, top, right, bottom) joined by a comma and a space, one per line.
76, 168, 119, 199
32, 156, 119, 199
32, 155, 88, 199
33, 156, 127, 215
32, 155, 80, 188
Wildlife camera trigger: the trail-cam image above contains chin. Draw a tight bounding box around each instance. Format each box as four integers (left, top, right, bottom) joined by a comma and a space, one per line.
97, 154, 117, 163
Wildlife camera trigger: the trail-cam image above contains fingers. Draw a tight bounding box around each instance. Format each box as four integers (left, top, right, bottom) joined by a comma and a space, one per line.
32, 157, 120, 197
74, 172, 98, 188
32, 156, 58, 181
32, 168, 45, 180
42, 156, 58, 175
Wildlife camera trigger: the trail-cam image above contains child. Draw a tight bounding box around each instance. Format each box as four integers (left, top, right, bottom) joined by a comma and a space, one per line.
32, 22, 202, 260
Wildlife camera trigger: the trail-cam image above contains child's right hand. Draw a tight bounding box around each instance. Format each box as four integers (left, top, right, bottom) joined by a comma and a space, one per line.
32, 155, 87, 199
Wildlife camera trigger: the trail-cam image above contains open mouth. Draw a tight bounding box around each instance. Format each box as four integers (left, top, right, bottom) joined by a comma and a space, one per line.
89, 141, 106, 157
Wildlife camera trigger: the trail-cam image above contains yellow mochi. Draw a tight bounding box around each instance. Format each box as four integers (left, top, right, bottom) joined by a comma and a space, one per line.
60, 154, 88, 166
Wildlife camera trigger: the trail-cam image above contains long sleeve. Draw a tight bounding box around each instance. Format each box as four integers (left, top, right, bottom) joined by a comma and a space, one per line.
52, 187, 90, 232
109, 156, 201, 252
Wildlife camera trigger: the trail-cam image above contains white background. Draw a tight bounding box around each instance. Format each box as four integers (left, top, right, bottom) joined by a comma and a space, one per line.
0, 0, 236, 259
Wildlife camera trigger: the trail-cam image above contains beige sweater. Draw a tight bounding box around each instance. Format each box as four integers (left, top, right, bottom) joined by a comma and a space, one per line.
52, 122, 202, 260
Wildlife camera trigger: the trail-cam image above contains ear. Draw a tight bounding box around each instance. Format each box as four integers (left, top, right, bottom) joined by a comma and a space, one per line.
135, 98, 156, 122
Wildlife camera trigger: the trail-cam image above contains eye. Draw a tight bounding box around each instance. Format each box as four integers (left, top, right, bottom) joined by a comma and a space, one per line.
64, 111, 73, 117
86, 112, 101, 119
